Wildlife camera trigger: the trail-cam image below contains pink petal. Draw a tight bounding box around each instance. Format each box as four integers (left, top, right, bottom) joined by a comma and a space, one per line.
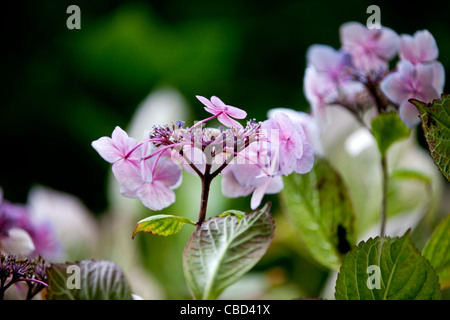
211, 96, 227, 109
415, 30, 438, 62
399, 34, 416, 63
112, 160, 143, 192
400, 30, 438, 64
217, 113, 243, 128
250, 179, 271, 210
196, 95, 215, 109
232, 163, 262, 187
340, 22, 367, 50
111, 126, 131, 156
380, 67, 411, 104
196, 95, 220, 115
137, 181, 176, 211
153, 158, 182, 188
431, 61, 445, 93
221, 170, 254, 198
373, 27, 399, 60
91, 137, 122, 163
224, 105, 247, 119
399, 100, 421, 128
264, 176, 284, 194
295, 143, 314, 174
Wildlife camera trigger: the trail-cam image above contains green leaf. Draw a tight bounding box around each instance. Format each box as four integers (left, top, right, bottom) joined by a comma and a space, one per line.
183, 202, 275, 300
46, 260, 133, 300
132, 214, 196, 238
391, 169, 431, 186
335, 231, 441, 300
217, 209, 244, 221
371, 112, 411, 156
423, 213, 450, 289
280, 157, 356, 270
410, 95, 450, 182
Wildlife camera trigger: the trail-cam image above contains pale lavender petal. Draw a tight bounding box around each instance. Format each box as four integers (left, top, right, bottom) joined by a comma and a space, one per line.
224, 105, 247, 119
196, 95, 216, 110
431, 61, 445, 93
221, 171, 255, 198
264, 176, 284, 194
217, 113, 243, 128
111, 126, 130, 156
153, 158, 182, 188
232, 163, 262, 187
340, 22, 367, 51
399, 34, 416, 63
415, 30, 439, 62
399, 100, 421, 128
112, 160, 143, 192
401, 30, 438, 64
295, 143, 314, 174
210, 96, 227, 108
137, 181, 176, 211
380, 64, 411, 104
91, 137, 122, 163
415, 63, 435, 89
374, 27, 399, 60
250, 179, 271, 210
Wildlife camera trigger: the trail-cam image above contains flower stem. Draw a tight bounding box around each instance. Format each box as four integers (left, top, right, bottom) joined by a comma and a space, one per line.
380, 154, 389, 236
197, 164, 212, 226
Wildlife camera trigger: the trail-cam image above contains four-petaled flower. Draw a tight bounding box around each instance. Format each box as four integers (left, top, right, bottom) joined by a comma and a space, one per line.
196, 95, 247, 129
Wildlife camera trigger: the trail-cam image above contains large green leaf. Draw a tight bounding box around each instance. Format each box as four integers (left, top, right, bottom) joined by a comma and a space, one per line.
410, 94, 450, 182
132, 214, 196, 238
280, 157, 356, 270
371, 112, 410, 156
423, 213, 450, 289
46, 260, 133, 300
183, 202, 275, 300
335, 231, 441, 300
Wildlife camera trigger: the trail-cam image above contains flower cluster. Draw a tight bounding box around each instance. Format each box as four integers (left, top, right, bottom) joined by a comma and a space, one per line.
0, 253, 48, 300
304, 21, 445, 127
0, 189, 60, 259
92, 96, 314, 214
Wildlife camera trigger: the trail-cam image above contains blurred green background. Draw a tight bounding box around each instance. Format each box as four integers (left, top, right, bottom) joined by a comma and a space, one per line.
2, 0, 450, 299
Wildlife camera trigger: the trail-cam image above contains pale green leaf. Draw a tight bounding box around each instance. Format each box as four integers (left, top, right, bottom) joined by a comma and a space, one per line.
423, 213, 450, 289
371, 112, 410, 156
280, 157, 356, 270
46, 260, 133, 300
335, 231, 441, 300
183, 202, 275, 300
132, 214, 196, 238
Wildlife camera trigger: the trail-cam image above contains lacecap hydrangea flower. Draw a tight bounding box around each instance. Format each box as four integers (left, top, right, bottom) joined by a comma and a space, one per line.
92, 96, 314, 214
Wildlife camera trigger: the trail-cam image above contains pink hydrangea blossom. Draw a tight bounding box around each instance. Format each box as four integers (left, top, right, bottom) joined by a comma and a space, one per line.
196, 95, 247, 129
399, 30, 439, 65
91, 126, 142, 190
119, 147, 182, 211
340, 21, 399, 74
381, 60, 441, 127
261, 111, 314, 176
93, 95, 315, 215
398, 30, 445, 94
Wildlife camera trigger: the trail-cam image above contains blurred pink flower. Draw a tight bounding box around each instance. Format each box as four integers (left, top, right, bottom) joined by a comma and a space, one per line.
261, 111, 314, 176
0, 188, 60, 260
399, 30, 438, 64
381, 60, 441, 127
340, 21, 399, 74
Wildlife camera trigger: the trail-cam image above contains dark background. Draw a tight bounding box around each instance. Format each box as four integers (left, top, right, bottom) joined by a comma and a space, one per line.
3, 0, 450, 214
